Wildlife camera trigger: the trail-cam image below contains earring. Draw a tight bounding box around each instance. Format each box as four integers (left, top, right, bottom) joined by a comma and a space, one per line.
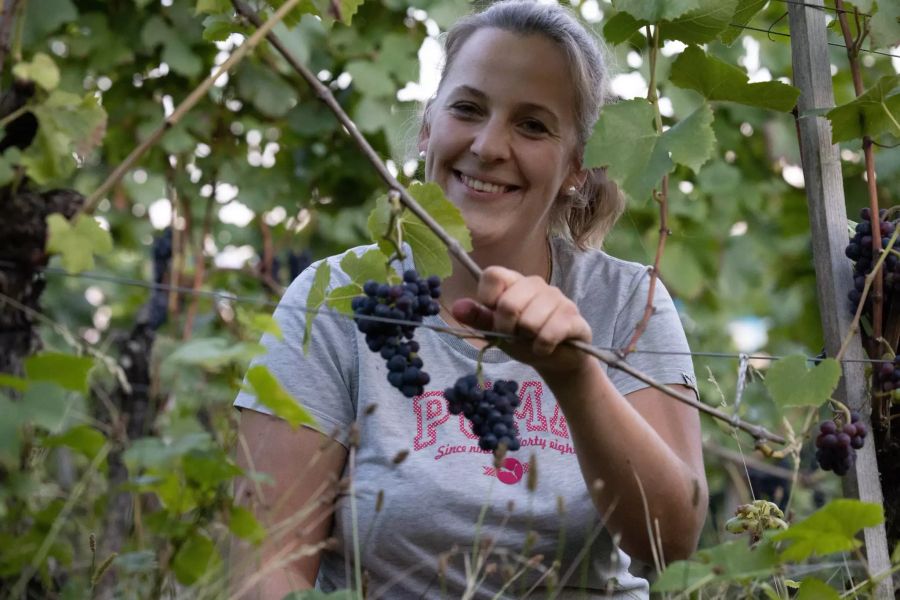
566, 186, 577, 196
418, 150, 426, 159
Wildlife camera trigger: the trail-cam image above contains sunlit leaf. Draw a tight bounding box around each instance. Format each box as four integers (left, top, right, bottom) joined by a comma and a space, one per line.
244, 365, 317, 428
670, 46, 800, 112
13, 53, 60, 91
229, 505, 266, 544
765, 355, 841, 408
773, 499, 884, 561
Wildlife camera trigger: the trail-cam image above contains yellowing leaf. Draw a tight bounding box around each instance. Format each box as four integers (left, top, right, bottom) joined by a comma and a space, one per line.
244, 365, 317, 429
46, 214, 113, 273
13, 52, 60, 91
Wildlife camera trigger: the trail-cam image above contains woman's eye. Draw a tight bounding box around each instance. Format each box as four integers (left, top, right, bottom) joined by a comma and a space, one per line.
450, 102, 480, 116
520, 119, 549, 135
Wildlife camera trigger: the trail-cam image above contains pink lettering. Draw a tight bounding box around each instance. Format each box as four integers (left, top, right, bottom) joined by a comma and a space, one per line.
549, 404, 570, 439
413, 392, 450, 450
515, 381, 548, 433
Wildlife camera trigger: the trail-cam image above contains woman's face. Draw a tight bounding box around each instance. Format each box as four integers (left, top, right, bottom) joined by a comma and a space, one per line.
420, 28, 583, 249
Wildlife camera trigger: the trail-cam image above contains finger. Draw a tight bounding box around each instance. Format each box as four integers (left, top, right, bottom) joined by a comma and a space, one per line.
477, 266, 522, 309
451, 298, 495, 331
492, 276, 547, 335
533, 303, 591, 356
515, 287, 560, 340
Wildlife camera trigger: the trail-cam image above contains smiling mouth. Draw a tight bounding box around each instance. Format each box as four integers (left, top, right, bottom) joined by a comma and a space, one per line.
455, 171, 518, 194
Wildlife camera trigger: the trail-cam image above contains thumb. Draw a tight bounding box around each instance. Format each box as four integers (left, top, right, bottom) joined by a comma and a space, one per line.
451, 298, 495, 331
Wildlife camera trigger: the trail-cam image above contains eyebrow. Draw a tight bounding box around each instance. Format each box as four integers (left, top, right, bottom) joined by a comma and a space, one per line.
448, 85, 561, 127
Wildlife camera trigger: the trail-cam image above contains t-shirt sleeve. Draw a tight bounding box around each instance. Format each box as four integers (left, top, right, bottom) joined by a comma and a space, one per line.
608, 268, 698, 397
233, 257, 358, 441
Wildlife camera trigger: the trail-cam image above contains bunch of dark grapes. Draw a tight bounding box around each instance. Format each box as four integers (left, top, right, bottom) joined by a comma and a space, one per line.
877, 355, 900, 403
352, 269, 441, 397
444, 375, 521, 454
814, 412, 868, 476
845, 208, 899, 316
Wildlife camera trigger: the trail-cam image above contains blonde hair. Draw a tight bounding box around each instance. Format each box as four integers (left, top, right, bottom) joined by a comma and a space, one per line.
425, 0, 625, 249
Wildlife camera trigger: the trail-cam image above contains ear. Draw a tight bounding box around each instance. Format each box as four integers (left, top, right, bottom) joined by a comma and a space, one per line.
566, 155, 588, 191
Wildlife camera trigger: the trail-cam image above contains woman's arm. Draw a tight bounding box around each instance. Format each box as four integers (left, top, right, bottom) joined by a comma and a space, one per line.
230, 409, 348, 600
452, 266, 708, 564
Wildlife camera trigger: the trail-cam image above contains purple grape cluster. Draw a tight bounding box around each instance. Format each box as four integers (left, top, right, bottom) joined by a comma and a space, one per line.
148, 228, 172, 329
352, 269, 441, 397
877, 356, 900, 403
814, 413, 868, 476
845, 208, 899, 315
444, 375, 521, 454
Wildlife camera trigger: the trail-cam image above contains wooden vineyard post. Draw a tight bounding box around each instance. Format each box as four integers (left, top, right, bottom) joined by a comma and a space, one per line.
788, 1, 893, 595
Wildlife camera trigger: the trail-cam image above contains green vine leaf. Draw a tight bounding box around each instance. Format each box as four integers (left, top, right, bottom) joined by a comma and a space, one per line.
584, 99, 715, 202
719, 0, 766, 45
796, 578, 840, 600
25, 352, 95, 393
773, 499, 884, 561
670, 46, 800, 112
612, 0, 699, 23
303, 261, 331, 353
325, 249, 390, 313
12, 52, 60, 91
195, 0, 233, 15
45, 425, 107, 460
245, 365, 317, 428
0, 147, 22, 187
602, 11, 645, 45
367, 182, 472, 278
853, 0, 900, 49
228, 505, 267, 544
827, 75, 900, 143
662, 0, 737, 45
653, 538, 778, 591
165, 338, 266, 369
765, 355, 841, 409
172, 532, 221, 585
46, 214, 113, 274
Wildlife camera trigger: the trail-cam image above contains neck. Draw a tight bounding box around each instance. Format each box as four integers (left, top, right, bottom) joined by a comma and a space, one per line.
441, 234, 552, 305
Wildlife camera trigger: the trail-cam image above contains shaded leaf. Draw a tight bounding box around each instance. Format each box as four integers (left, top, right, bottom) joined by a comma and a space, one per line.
603, 11, 646, 44
172, 532, 220, 585
45, 425, 106, 460
244, 365, 317, 428
797, 578, 840, 600
346, 60, 396, 98
765, 355, 841, 408
25, 352, 95, 393
773, 499, 884, 561
719, 0, 767, 45
165, 338, 265, 369
827, 75, 900, 143
612, 0, 699, 23
663, 0, 737, 44
670, 46, 800, 112
303, 261, 331, 353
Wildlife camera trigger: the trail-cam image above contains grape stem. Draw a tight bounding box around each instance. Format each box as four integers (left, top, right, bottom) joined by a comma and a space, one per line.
835, 0, 886, 426
233, 1, 787, 446
622, 24, 669, 357
830, 398, 853, 427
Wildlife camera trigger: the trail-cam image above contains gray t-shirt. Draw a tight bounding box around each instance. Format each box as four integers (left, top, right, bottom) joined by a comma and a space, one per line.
234, 237, 697, 599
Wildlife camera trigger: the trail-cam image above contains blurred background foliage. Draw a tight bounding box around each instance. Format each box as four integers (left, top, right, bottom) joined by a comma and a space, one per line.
1, 0, 898, 595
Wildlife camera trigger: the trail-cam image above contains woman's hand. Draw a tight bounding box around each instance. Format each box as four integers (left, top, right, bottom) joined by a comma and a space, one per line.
451, 266, 593, 379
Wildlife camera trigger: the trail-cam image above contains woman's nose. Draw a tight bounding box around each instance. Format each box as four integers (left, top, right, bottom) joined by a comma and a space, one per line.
469, 118, 510, 163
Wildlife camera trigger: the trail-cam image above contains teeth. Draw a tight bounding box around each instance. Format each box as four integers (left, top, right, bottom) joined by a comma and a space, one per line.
460, 173, 507, 194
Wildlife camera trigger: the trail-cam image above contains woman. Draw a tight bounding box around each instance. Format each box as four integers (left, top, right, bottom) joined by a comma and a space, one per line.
232, 2, 707, 598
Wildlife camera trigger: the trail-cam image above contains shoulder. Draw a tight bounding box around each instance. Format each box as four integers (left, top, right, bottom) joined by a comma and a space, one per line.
551, 237, 651, 298
282, 243, 384, 298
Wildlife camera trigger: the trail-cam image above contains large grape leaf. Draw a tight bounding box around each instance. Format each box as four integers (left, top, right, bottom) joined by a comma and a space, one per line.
172, 532, 221, 585
662, 0, 737, 44
244, 365, 317, 428
853, 0, 900, 49
773, 499, 884, 561
653, 539, 778, 591
367, 182, 472, 278
583, 100, 715, 202
612, 0, 700, 23
765, 355, 841, 408
602, 11, 646, 45
827, 75, 900, 143
46, 214, 113, 274
670, 46, 800, 112
797, 578, 840, 600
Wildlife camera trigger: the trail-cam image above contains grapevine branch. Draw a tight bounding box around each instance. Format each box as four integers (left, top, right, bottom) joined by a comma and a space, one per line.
234, 1, 786, 446
835, 0, 888, 426
623, 24, 669, 356
80, 0, 309, 216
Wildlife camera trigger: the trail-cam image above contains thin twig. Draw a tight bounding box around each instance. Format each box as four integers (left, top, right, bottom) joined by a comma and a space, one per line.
80, 0, 308, 215
183, 192, 215, 340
